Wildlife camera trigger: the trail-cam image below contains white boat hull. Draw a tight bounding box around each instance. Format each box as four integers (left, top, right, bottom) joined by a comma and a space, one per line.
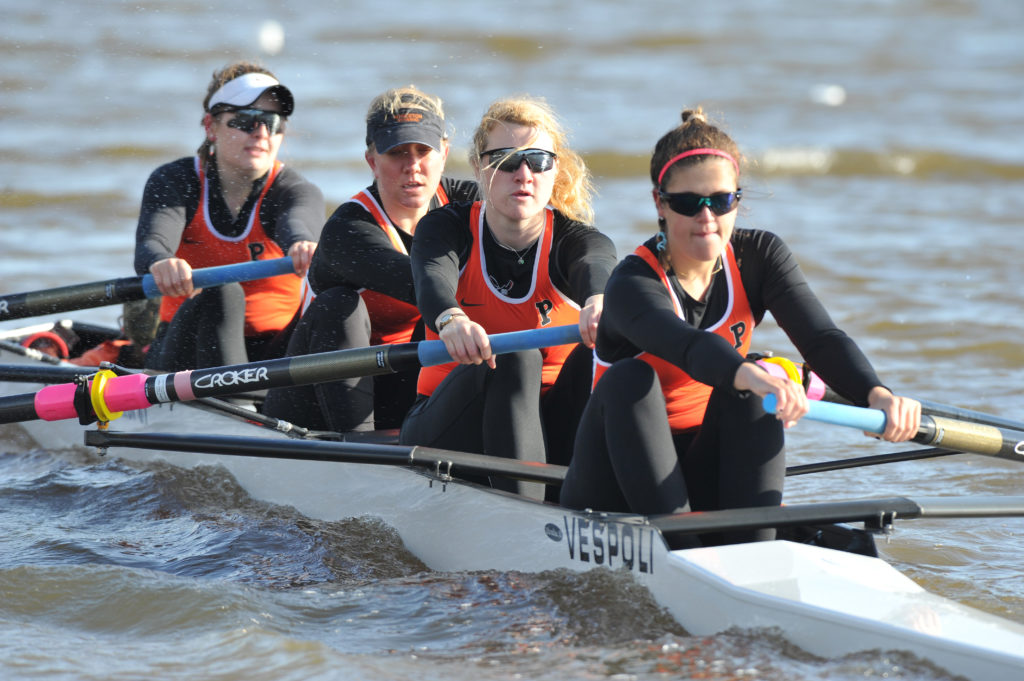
3, 348, 1024, 680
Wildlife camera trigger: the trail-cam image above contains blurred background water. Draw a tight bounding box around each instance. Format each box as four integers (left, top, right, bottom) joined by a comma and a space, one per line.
2, 1, 1024, 679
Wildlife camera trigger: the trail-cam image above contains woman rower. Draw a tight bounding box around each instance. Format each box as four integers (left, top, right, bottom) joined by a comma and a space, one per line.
400, 96, 617, 501
135, 61, 324, 372
560, 108, 921, 545
262, 86, 479, 433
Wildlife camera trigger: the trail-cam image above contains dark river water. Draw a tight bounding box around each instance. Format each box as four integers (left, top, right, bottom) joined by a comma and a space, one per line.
2, 1, 1024, 678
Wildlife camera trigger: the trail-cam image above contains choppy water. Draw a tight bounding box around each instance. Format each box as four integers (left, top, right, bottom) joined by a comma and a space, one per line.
2, 1, 1024, 679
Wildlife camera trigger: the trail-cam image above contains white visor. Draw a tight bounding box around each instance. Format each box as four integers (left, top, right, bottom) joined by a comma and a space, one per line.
208, 73, 294, 116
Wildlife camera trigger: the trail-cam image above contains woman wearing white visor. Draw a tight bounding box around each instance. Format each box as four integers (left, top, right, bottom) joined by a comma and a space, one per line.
134, 61, 324, 371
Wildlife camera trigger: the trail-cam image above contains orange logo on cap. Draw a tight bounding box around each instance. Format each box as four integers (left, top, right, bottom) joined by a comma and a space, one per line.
394, 112, 424, 123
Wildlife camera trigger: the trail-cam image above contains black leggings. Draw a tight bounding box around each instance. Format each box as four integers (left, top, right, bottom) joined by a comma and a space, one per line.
399, 343, 593, 502
261, 286, 419, 433
560, 358, 785, 545
144, 283, 287, 372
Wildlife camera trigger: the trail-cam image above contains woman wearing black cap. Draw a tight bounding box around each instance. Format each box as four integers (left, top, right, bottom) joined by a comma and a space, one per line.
262, 86, 478, 433
135, 61, 324, 372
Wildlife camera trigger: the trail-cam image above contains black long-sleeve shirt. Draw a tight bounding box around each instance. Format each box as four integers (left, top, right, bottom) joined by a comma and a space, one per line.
411, 201, 618, 331
307, 177, 479, 302
134, 156, 325, 274
599, 230, 883, 405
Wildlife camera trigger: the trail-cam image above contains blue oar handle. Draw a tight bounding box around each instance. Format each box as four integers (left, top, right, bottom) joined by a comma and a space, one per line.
763, 394, 886, 434
140, 257, 294, 298
417, 324, 583, 367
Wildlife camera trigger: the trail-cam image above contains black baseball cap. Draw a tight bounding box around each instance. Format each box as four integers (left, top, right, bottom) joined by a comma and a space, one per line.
366, 106, 446, 152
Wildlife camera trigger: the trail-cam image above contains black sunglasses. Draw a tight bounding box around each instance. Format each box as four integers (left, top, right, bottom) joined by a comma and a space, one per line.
659, 189, 742, 217
224, 109, 286, 136
480, 147, 557, 173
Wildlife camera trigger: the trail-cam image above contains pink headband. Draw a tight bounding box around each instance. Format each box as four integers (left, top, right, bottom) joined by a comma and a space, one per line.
657, 148, 740, 186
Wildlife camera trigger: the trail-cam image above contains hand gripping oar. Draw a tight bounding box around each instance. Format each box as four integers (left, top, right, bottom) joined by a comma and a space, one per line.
0, 257, 294, 322
0, 324, 583, 425
763, 395, 1024, 464
756, 353, 1024, 433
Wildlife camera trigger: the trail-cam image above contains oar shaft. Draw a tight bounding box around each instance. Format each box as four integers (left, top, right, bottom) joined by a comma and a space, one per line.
810, 375, 1024, 433
652, 495, 1024, 537
0, 325, 583, 424
0, 338, 64, 365
917, 415, 1024, 461
0, 363, 99, 383
786, 447, 960, 476
916, 397, 1024, 433
142, 257, 294, 298
84, 431, 568, 485
764, 396, 1024, 463
143, 325, 580, 408
0, 278, 144, 323
417, 324, 579, 366
0, 258, 293, 322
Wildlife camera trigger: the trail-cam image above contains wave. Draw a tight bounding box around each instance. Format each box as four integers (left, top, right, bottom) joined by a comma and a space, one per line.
583, 147, 1024, 181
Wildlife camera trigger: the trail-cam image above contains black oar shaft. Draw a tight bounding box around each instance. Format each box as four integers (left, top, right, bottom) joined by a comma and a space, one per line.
84, 431, 568, 485
0, 392, 41, 423
918, 398, 1024, 433
652, 495, 1024, 537
0, 325, 581, 425
0, 258, 294, 323
786, 447, 960, 476
0, 338, 64, 365
0, 278, 145, 322
653, 497, 925, 536
0, 363, 99, 383
153, 343, 423, 403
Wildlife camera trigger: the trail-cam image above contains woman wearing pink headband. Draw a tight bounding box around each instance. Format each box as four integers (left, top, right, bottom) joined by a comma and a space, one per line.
134, 61, 323, 372
560, 107, 921, 547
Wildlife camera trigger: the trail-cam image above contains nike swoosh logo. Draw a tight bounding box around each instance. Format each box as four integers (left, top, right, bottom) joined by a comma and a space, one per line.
459, 298, 483, 307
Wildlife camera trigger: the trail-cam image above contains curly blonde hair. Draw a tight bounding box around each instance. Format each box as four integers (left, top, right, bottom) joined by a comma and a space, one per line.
470, 96, 594, 225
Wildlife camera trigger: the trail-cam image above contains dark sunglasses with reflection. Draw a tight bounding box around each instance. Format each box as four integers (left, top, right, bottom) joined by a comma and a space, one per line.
658, 189, 742, 217
479, 147, 557, 173
223, 108, 287, 136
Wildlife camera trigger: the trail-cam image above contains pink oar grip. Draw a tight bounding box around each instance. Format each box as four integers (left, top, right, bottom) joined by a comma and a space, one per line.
804, 371, 826, 401
755, 359, 826, 401
102, 374, 152, 411
33, 374, 151, 422
34, 384, 78, 421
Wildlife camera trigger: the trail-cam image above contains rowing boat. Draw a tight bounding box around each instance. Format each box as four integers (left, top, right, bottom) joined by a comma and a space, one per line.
3, 319, 1024, 681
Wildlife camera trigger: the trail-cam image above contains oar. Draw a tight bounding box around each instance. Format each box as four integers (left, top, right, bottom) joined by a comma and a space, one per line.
0, 338, 64, 366
652, 495, 1024, 538
891, 396, 1024, 435
84, 430, 568, 485
785, 447, 962, 475
764, 395, 1024, 464
0, 324, 583, 425
82, 429, 1024, 537
757, 352, 1024, 434
0, 257, 294, 322
0, 363, 99, 383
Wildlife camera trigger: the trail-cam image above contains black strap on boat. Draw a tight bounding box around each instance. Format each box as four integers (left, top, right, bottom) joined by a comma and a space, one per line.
71, 374, 98, 426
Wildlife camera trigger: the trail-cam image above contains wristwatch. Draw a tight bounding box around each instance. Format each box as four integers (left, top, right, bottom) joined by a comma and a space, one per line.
436, 310, 465, 332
